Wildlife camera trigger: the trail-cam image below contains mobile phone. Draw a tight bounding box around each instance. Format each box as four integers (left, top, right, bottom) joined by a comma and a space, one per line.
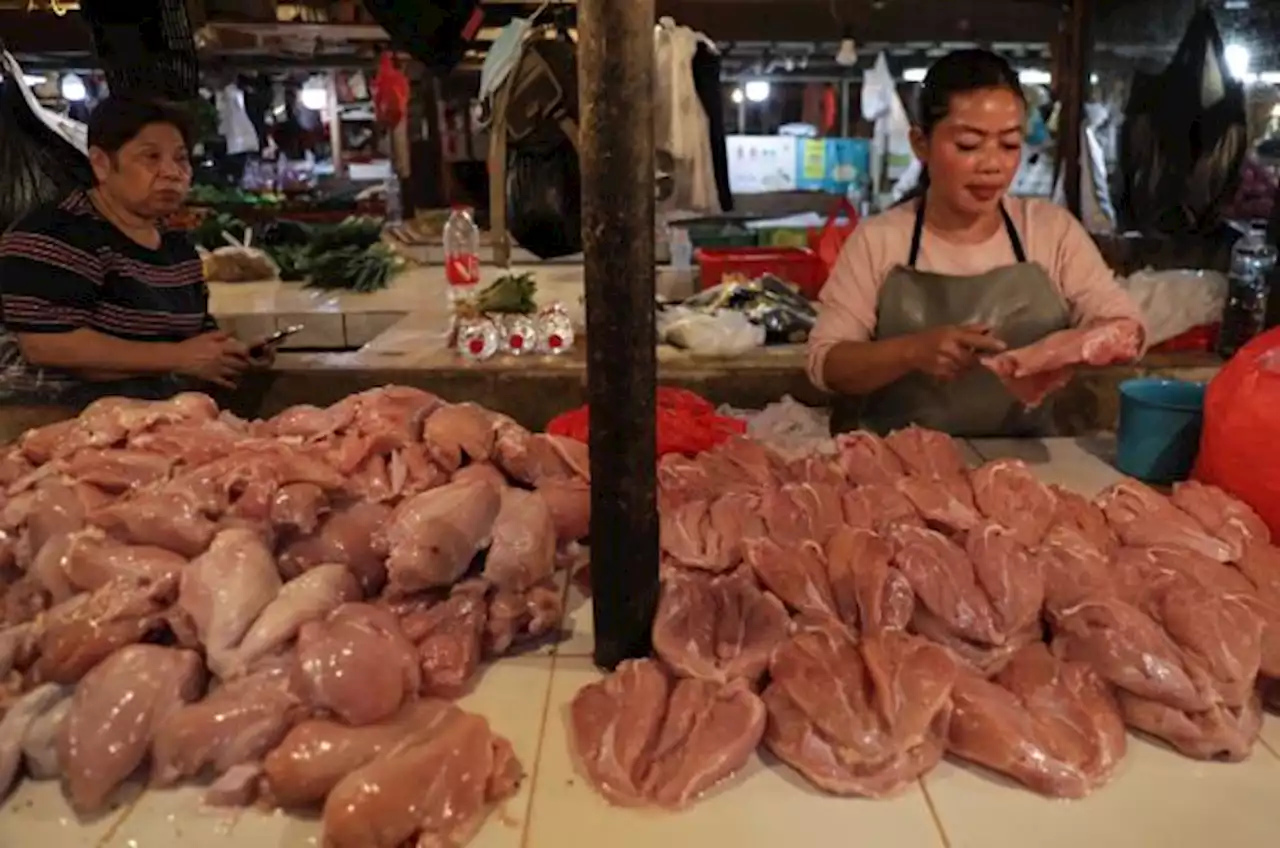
251, 324, 304, 356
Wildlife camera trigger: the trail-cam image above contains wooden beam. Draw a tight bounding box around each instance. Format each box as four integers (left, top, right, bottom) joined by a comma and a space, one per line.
579, 0, 660, 670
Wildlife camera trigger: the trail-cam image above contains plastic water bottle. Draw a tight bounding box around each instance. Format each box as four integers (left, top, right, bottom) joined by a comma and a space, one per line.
443, 205, 481, 304
1218, 221, 1277, 358
668, 226, 693, 271
383, 177, 403, 227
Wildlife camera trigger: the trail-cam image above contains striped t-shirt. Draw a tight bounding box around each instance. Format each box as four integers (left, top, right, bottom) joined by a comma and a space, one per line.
0, 190, 214, 401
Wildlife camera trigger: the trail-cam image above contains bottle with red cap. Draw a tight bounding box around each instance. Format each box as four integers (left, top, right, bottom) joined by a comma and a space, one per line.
443, 205, 481, 304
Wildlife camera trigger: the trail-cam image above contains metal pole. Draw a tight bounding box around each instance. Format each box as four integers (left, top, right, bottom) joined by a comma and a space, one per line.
579, 0, 660, 670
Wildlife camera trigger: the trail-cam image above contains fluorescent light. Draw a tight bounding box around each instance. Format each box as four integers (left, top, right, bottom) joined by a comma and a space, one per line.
744, 80, 770, 103
23, 74, 46, 86
1225, 44, 1251, 80
903, 67, 927, 83
1018, 69, 1052, 85
1260, 71, 1280, 85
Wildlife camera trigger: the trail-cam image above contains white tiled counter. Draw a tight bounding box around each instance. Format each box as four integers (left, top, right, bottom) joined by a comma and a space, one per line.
209, 264, 698, 351
4, 438, 1279, 848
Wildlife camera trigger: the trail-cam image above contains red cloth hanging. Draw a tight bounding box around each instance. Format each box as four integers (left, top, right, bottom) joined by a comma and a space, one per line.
372, 52, 409, 129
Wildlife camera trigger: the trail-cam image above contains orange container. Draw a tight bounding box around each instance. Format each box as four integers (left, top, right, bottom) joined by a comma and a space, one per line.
695, 246, 828, 299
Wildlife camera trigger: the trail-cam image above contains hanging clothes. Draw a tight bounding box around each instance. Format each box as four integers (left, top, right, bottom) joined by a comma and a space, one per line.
654, 17, 720, 214
691, 42, 732, 213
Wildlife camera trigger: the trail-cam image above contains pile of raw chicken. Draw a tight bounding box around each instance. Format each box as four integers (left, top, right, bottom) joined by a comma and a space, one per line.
571, 425, 1280, 806
2, 387, 1278, 840
0, 387, 589, 846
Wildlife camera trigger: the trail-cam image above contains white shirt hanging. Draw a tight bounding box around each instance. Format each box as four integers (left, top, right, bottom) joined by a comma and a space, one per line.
654, 17, 720, 214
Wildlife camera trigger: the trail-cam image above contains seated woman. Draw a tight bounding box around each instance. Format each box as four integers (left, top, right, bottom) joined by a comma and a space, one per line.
807, 49, 1145, 437
0, 96, 265, 408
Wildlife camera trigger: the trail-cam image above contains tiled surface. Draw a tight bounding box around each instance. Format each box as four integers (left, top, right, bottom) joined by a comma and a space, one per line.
923, 737, 1280, 848
523, 657, 946, 848
95, 653, 557, 848
8, 440, 1280, 847
1262, 714, 1280, 758
969, 436, 1126, 496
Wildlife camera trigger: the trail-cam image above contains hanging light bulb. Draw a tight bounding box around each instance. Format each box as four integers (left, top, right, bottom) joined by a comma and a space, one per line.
299, 75, 329, 111
744, 80, 770, 103
835, 27, 858, 68
60, 72, 86, 102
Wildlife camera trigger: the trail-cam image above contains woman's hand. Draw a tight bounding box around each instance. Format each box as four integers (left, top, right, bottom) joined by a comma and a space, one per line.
908, 324, 1007, 381
170, 331, 250, 389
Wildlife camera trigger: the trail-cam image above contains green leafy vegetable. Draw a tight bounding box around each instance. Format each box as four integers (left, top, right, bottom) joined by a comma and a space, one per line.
304, 243, 403, 293
472, 272, 538, 314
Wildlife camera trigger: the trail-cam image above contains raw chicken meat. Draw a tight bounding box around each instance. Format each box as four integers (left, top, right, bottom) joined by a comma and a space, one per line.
376, 480, 501, 594
294, 603, 422, 725
984, 320, 1143, 384
60, 645, 204, 813
569, 658, 765, 808
485, 487, 557, 591
884, 425, 969, 479
177, 527, 282, 678
651, 567, 789, 685
0, 683, 65, 800
263, 699, 453, 808
891, 523, 1043, 675
223, 563, 360, 677
970, 458, 1058, 546
947, 643, 1126, 798
9, 387, 1280, 836
1097, 480, 1235, 562
151, 656, 306, 789
321, 702, 521, 848
762, 618, 957, 797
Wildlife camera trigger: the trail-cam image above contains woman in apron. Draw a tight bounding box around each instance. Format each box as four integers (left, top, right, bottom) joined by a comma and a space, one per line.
807, 49, 1145, 437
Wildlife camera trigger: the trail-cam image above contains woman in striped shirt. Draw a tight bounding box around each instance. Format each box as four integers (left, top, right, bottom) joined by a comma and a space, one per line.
0, 96, 260, 407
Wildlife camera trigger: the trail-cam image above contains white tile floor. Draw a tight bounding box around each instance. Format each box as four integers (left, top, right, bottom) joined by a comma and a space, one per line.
4, 439, 1280, 847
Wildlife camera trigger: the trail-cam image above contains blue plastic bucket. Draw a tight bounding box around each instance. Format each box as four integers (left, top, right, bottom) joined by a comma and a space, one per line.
1116, 378, 1207, 484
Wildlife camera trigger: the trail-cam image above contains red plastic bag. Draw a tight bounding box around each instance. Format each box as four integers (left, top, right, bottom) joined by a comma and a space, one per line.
546, 387, 745, 457
1193, 327, 1280, 539
808, 196, 860, 276
372, 52, 409, 128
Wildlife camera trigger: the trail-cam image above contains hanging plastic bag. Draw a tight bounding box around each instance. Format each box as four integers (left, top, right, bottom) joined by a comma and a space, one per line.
0, 56, 92, 234
808, 196, 860, 277
215, 83, 261, 156
861, 53, 913, 194
1118, 8, 1246, 234
504, 36, 583, 259
1194, 328, 1280, 539
362, 0, 483, 77
373, 53, 410, 129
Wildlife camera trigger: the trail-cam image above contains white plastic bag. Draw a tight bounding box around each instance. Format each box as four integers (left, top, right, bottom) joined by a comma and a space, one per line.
215, 84, 261, 156
1121, 268, 1226, 345
658, 307, 765, 356
2, 51, 87, 153
862, 53, 914, 194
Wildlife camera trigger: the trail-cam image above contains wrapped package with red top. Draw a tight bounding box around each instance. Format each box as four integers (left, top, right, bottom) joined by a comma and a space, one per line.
547, 387, 745, 457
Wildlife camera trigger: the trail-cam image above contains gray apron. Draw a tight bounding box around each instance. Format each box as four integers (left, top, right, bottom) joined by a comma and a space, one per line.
831, 202, 1071, 437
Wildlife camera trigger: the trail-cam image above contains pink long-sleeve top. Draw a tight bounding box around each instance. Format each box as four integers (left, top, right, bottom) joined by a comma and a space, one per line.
806, 196, 1146, 391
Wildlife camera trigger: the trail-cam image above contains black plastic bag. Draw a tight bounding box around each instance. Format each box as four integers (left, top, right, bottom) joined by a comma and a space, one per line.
79, 0, 200, 101
360, 0, 482, 77
507, 143, 582, 259
1118, 8, 1247, 235
503, 37, 583, 259
0, 74, 93, 233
